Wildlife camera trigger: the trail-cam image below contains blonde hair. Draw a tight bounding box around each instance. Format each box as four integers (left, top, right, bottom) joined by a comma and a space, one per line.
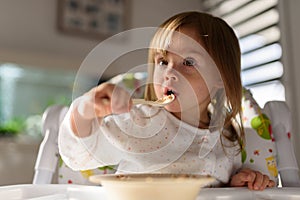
144, 11, 244, 146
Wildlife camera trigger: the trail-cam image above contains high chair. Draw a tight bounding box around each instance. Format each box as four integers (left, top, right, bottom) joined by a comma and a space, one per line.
33, 105, 69, 184
33, 72, 300, 186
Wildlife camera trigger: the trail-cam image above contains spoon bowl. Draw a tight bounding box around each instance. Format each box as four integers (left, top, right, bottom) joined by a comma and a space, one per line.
132, 94, 175, 107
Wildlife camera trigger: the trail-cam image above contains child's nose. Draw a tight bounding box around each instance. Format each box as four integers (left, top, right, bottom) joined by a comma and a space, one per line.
164, 62, 178, 81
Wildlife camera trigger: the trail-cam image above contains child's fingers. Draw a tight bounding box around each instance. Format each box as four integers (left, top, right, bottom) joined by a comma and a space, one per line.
94, 98, 113, 117
259, 175, 271, 190
86, 83, 131, 116
246, 170, 257, 190
230, 171, 252, 187
231, 168, 275, 191
247, 171, 271, 191
235, 169, 260, 190
94, 83, 131, 114
251, 172, 264, 190
267, 180, 275, 188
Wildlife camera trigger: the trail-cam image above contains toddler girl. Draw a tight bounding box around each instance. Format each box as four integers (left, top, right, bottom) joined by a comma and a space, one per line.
59, 11, 274, 189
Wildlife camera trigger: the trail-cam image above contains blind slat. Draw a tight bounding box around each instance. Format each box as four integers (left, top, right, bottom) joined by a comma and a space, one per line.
241, 43, 282, 70
240, 26, 280, 53
210, 0, 251, 16
202, 0, 223, 11
202, 0, 284, 106
235, 9, 279, 38
223, 0, 278, 27
241, 61, 283, 85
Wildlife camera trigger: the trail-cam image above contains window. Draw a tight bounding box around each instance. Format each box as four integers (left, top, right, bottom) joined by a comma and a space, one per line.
201, 0, 284, 107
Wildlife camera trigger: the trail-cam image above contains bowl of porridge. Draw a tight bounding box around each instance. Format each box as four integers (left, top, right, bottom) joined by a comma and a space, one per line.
89, 173, 215, 200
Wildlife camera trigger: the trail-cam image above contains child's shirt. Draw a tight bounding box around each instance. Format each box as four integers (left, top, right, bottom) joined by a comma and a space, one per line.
58, 104, 241, 185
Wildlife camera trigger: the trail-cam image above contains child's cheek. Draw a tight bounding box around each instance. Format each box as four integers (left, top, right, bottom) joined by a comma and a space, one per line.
153, 69, 164, 84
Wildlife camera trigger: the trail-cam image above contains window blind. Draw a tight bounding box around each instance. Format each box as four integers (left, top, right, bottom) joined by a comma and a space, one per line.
201, 0, 285, 107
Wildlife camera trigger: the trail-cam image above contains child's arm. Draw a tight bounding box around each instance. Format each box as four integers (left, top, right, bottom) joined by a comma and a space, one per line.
229, 168, 275, 190
58, 82, 132, 170
70, 82, 132, 137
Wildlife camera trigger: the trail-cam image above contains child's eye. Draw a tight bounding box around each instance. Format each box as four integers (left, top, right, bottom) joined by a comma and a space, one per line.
183, 58, 196, 66
158, 59, 168, 66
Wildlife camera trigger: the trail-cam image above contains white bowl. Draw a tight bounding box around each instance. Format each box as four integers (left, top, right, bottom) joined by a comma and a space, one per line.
89, 173, 215, 200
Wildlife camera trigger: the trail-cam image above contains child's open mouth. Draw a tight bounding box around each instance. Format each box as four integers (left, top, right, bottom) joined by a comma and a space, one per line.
166, 90, 174, 96
164, 88, 177, 97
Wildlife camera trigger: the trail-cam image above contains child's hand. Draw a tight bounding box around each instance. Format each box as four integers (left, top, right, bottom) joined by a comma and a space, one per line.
229, 168, 275, 190
70, 83, 132, 136
76, 83, 132, 119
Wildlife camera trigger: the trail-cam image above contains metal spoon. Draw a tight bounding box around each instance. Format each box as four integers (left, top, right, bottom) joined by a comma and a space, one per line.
132, 94, 175, 107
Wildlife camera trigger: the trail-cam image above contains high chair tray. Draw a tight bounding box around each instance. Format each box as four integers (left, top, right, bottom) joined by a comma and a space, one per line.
0, 184, 299, 200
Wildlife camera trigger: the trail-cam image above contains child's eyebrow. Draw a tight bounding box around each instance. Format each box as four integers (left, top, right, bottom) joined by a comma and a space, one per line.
154, 50, 167, 58
181, 48, 208, 60
154, 47, 208, 62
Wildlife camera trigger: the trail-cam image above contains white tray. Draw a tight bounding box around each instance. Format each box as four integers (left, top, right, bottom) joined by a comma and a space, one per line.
0, 184, 300, 200
198, 187, 300, 200
0, 184, 104, 200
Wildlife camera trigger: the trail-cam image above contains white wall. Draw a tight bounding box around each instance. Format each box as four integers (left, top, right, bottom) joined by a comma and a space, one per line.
279, 0, 300, 169
0, 138, 40, 186
0, 0, 202, 185
0, 0, 201, 79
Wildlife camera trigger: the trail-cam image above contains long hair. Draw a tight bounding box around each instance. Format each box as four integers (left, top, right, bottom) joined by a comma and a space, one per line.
144, 11, 244, 148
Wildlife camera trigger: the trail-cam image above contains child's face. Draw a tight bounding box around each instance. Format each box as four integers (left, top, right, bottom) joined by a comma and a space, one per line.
153, 26, 222, 118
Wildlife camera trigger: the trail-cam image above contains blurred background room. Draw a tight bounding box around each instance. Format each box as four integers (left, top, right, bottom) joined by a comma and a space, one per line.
0, 0, 300, 186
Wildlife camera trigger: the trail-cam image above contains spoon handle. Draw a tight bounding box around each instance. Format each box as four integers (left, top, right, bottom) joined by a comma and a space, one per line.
132, 99, 153, 105
132, 99, 166, 107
